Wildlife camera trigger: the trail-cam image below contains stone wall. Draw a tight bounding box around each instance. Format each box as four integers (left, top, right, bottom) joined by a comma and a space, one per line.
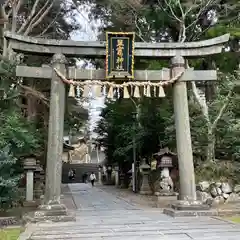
196, 181, 240, 206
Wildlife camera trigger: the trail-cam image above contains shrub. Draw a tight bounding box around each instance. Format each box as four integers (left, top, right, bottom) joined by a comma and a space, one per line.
0, 146, 23, 210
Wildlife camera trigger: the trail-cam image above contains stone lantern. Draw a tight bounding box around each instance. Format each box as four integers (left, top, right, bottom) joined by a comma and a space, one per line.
98, 165, 102, 184
119, 171, 125, 188
127, 169, 133, 190
107, 165, 112, 183
153, 147, 178, 196
39, 168, 45, 204
114, 165, 119, 186
34, 161, 44, 201
139, 159, 151, 195
24, 156, 37, 206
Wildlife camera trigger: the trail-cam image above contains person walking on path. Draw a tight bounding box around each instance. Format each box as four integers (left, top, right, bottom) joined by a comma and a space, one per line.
89, 172, 96, 187
68, 168, 75, 181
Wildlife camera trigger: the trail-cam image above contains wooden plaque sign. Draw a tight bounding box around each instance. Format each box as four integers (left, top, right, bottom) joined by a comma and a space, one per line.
106, 32, 135, 79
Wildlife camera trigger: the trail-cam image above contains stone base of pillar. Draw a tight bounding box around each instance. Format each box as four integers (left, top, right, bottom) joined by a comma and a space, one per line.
154, 191, 178, 196
139, 190, 152, 195
23, 203, 76, 223
163, 200, 212, 217
153, 195, 177, 207
23, 200, 38, 208
171, 200, 210, 211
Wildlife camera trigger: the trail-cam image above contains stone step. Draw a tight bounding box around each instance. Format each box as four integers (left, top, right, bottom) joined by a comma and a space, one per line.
33, 216, 225, 229
29, 236, 191, 240
30, 226, 240, 239
34, 216, 227, 229
74, 219, 232, 226
28, 237, 240, 240
30, 231, 188, 239
32, 223, 237, 235
34, 214, 227, 228
35, 222, 231, 231
30, 230, 240, 240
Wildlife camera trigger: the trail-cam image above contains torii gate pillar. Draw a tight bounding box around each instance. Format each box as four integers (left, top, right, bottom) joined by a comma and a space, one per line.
171, 56, 196, 201
44, 53, 66, 205
24, 54, 76, 222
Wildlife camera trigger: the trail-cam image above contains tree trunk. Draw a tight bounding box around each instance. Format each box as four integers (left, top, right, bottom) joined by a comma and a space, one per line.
206, 127, 215, 162
205, 60, 217, 101
27, 96, 37, 121
25, 79, 37, 121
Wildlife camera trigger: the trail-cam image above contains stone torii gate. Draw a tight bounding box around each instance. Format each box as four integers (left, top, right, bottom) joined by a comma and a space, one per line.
4, 31, 229, 220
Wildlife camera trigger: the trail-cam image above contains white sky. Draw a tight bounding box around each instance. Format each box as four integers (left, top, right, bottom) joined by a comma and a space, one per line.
70, 5, 104, 139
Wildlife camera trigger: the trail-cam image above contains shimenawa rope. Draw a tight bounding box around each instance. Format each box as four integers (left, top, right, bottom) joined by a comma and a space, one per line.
53, 68, 184, 99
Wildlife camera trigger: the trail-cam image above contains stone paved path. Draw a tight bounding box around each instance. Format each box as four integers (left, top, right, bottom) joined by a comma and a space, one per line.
21, 183, 240, 240
97, 185, 177, 208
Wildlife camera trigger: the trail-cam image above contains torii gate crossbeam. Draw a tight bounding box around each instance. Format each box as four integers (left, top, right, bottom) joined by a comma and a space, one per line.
5, 31, 229, 58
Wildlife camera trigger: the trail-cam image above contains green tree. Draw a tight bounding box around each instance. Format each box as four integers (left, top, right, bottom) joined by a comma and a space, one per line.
93, 0, 240, 170
0, 59, 41, 208
1, 0, 83, 161
95, 94, 174, 169
0, 1, 85, 207
0, 146, 22, 210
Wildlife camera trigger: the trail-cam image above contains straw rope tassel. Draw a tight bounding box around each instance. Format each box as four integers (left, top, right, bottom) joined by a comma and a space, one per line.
107, 86, 114, 98
133, 85, 140, 98
143, 85, 147, 96
146, 84, 151, 97
82, 84, 89, 98
68, 84, 75, 98
94, 84, 102, 98
123, 86, 130, 98
158, 85, 166, 97
117, 86, 120, 98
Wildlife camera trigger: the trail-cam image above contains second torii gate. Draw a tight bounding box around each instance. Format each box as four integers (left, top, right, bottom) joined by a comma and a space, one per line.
4, 31, 229, 220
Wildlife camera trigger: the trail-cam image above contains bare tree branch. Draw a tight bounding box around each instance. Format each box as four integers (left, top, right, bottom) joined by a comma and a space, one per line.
185, 0, 218, 31
19, 84, 49, 106
134, 14, 146, 42
15, 0, 22, 13
24, 1, 54, 36
11, 0, 23, 32
6, 8, 12, 18
175, 0, 186, 42
71, 0, 99, 39
36, 10, 61, 37
177, 0, 185, 18
191, 81, 210, 122
163, 0, 181, 22
156, 0, 179, 22
191, 24, 212, 41
184, 0, 197, 16
0, 4, 8, 20
3, 0, 11, 9
17, 0, 41, 34
212, 88, 233, 130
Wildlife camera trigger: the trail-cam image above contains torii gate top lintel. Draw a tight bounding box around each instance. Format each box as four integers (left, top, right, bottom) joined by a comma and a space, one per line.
4, 31, 230, 58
